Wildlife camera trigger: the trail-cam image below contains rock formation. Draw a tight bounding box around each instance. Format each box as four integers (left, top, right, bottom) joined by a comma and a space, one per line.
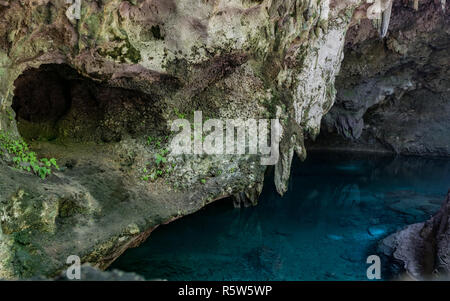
379, 190, 450, 280
0, 0, 447, 280
311, 0, 449, 156
0, 0, 368, 279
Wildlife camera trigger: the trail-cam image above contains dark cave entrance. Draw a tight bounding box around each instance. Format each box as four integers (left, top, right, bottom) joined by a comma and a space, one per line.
12, 64, 166, 143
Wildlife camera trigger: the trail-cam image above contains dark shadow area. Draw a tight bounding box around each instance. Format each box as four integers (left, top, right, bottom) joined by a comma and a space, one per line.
12, 64, 167, 143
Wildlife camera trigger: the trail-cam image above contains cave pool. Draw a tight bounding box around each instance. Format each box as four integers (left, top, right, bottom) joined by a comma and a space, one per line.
109, 152, 450, 280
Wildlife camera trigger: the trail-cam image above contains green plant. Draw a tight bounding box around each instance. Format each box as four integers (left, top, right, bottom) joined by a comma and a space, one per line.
141, 147, 173, 182
174, 108, 186, 119
155, 153, 166, 165
147, 135, 166, 148
0, 131, 59, 179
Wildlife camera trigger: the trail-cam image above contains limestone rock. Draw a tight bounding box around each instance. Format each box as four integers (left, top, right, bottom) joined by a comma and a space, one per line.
312, 0, 450, 157
3, 0, 419, 279
378, 190, 450, 280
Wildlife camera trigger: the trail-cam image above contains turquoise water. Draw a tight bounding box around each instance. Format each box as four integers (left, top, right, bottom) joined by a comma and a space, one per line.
109, 152, 450, 280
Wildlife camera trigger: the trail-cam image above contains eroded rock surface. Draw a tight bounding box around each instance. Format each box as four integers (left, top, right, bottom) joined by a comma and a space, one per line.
0, 0, 440, 279
0, 0, 374, 279
311, 0, 450, 156
379, 190, 450, 280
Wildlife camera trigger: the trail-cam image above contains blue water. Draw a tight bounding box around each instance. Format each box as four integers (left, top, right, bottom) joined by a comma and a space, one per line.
109, 152, 450, 280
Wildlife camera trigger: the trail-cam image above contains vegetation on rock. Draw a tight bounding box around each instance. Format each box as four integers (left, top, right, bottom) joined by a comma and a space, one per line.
0, 131, 58, 179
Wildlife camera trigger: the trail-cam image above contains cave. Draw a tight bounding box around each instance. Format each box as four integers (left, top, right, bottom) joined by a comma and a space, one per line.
12, 64, 166, 144
1, 0, 449, 283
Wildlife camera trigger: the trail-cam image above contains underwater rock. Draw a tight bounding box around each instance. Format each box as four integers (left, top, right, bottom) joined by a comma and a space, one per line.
232, 182, 264, 208
367, 225, 387, 237
378, 190, 450, 280
327, 234, 344, 241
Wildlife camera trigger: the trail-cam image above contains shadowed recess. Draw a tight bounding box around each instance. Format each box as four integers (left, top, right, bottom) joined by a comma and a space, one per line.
12, 64, 166, 143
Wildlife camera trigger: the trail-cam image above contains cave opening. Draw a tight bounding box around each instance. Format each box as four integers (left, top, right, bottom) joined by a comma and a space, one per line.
12, 64, 166, 144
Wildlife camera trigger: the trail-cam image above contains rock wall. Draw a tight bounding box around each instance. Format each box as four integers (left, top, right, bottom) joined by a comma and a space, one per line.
0, 0, 447, 280
310, 0, 450, 156
379, 190, 450, 280
0, 0, 379, 279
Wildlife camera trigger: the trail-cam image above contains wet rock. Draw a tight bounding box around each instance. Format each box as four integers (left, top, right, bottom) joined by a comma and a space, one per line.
387, 194, 440, 218
378, 190, 450, 280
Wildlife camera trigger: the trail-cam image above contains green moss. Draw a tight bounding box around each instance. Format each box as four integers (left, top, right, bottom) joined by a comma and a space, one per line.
82, 14, 102, 44
58, 199, 86, 218
125, 40, 142, 63
98, 38, 141, 64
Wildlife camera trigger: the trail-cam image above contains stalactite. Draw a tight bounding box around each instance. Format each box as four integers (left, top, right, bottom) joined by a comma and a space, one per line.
367, 0, 394, 38
380, 0, 393, 37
